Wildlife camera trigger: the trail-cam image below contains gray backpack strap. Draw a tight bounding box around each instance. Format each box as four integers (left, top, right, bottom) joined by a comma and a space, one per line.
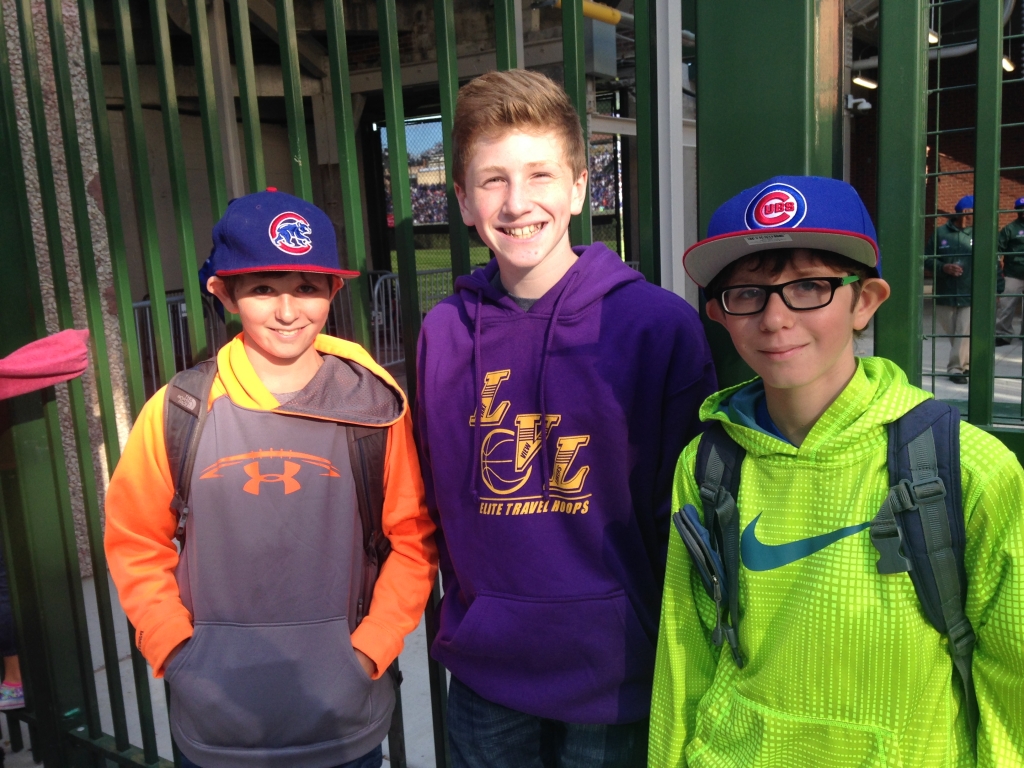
694, 423, 746, 668
163, 360, 218, 540
870, 400, 976, 736
905, 426, 977, 736
347, 425, 390, 625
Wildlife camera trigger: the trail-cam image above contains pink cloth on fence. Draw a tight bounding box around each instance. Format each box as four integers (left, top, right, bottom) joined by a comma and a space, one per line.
0, 329, 90, 400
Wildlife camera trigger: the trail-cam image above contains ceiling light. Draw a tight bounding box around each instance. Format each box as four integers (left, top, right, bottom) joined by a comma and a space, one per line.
928, 29, 940, 44
853, 75, 878, 89
1003, 56, 1015, 72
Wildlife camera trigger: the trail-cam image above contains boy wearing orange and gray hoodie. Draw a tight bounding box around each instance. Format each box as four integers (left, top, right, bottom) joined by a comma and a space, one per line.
104, 190, 437, 768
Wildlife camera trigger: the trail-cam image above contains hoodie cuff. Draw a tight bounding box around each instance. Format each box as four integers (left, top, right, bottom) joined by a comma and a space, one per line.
351, 617, 403, 680
140, 612, 194, 678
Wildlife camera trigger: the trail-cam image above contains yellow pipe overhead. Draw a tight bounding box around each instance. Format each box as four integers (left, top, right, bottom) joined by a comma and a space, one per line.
550, 0, 631, 27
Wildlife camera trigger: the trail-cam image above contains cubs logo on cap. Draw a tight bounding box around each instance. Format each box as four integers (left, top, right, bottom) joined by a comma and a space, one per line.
683, 175, 880, 288
200, 188, 359, 279
269, 212, 314, 256
744, 183, 808, 230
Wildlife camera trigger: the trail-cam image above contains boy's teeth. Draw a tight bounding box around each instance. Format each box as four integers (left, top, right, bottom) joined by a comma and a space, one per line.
503, 223, 542, 238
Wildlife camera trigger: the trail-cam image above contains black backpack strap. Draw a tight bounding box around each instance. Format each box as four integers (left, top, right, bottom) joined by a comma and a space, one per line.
163, 360, 219, 541
871, 399, 976, 734
347, 426, 390, 626
694, 422, 746, 668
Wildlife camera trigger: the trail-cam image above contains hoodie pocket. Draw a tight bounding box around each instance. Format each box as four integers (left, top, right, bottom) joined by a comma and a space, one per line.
165, 618, 393, 750
686, 689, 901, 768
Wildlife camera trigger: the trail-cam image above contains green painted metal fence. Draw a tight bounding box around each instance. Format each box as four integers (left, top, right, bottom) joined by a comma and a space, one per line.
0, 0, 661, 765
875, 0, 1024, 458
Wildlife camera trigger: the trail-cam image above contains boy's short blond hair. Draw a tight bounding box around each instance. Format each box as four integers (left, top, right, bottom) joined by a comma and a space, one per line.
452, 69, 587, 187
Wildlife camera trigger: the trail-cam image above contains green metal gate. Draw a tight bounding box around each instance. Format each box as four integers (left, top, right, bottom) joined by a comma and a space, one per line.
873, 0, 1024, 456
0, 0, 668, 764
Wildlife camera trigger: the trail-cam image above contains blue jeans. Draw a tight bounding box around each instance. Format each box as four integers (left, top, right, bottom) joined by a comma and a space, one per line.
179, 743, 382, 768
447, 676, 648, 768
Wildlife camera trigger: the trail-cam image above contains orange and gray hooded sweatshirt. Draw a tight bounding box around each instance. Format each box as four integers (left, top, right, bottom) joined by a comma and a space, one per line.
104, 335, 437, 768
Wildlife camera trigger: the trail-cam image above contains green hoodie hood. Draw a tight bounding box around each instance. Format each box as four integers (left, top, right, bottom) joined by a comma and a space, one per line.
702, 356, 930, 460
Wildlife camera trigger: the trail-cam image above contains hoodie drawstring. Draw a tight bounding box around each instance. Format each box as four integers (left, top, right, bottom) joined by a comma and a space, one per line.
538, 272, 578, 501
470, 287, 485, 503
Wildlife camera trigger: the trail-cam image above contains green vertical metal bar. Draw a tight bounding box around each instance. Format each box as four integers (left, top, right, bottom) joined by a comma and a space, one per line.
44, 0, 122, 466
112, 0, 176, 386
969, 0, 1003, 424
434, 0, 472, 277
76, 0, 146, 414
561, 0, 591, 245
696, 0, 840, 389
187, 0, 229, 219
633, 0, 659, 284
150, 0, 209, 363
110, 1, 169, 756
277, 0, 314, 201
874, 0, 928, 384
377, 0, 421, 397
42, 0, 133, 750
325, 0, 372, 350
495, 0, 518, 70
228, 0, 267, 192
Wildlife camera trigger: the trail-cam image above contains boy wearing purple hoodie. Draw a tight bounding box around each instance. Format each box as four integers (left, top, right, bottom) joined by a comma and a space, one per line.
415, 69, 716, 767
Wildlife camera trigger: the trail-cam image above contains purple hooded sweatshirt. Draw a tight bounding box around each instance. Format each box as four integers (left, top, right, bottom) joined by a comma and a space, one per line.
415, 243, 716, 724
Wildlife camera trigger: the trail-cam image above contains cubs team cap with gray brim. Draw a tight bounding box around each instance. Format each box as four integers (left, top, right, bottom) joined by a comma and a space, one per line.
682, 175, 880, 288
204, 188, 360, 278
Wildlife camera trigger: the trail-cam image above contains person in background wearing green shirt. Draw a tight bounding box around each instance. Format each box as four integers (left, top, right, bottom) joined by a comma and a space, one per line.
995, 196, 1024, 345
926, 195, 974, 385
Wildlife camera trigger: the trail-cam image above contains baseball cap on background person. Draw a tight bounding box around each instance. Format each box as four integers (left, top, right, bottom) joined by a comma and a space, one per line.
954, 195, 974, 213
1014, 197, 1024, 210
198, 187, 359, 316
682, 175, 880, 288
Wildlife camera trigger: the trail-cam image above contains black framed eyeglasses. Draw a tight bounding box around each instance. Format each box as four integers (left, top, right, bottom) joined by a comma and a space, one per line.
714, 275, 860, 316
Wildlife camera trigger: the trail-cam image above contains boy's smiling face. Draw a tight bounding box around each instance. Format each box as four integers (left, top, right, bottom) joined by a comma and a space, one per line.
208, 271, 337, 367
455, 129, 587, 288
707, 250, 889, 396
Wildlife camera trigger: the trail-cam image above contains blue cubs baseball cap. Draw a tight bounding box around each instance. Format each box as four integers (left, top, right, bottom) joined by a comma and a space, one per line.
201, 188, 359, 278
955, 195, 974, 212
683, 175, 880, 287
1014, 197, 1024, 209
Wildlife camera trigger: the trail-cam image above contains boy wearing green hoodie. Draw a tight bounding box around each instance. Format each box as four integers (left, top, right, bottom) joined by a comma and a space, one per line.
650, 176, 1024, 767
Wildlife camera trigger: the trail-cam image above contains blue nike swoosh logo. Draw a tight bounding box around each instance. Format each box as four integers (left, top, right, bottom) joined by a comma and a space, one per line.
741, 514, 871, 571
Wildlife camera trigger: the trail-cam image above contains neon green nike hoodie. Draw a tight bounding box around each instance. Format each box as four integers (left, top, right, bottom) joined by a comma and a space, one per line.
650, 357, 1024, 767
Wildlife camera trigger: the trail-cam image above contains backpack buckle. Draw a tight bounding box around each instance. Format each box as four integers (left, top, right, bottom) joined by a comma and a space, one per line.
870, 504, 912, 574
947, 616, 976, 658
699, 482, 719, 507
905, 477, 946, 506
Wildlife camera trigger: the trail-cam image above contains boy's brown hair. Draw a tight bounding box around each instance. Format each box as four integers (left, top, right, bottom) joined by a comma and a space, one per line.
217, 271, 335, 301
452, 69, 587, 187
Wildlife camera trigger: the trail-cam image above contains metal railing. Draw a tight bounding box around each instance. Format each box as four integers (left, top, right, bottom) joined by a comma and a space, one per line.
133, 294, 221, 398
133, 288, 358, 397
372, 269, 455, 367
